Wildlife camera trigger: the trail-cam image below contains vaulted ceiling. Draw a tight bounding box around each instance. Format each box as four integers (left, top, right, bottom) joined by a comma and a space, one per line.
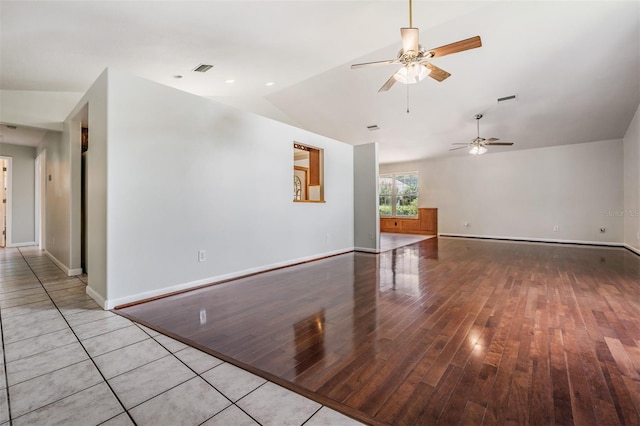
1, 1, 638, 163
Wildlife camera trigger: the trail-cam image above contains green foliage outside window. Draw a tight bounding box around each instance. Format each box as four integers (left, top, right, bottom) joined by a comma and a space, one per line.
379, 172, 419, 217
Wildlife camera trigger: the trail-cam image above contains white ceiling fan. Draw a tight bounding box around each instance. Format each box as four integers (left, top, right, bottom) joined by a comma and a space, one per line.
450, 114, 515, 155
351, 0, 482, 92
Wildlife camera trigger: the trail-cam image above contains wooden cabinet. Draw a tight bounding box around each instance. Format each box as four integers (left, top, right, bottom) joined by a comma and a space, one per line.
380, 208, 437, 235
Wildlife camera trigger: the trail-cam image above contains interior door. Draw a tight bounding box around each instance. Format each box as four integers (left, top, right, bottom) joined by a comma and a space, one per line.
1, 159, 6, 247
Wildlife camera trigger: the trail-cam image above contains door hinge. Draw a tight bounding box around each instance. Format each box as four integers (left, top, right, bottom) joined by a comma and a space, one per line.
2, 167, 6, 171
2, 199, 5, 204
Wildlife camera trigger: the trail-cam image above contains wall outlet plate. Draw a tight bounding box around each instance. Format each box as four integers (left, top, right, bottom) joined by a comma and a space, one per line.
198, 250, 206, 262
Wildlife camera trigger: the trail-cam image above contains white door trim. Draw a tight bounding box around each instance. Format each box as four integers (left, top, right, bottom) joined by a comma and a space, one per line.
0, 156, 13, 247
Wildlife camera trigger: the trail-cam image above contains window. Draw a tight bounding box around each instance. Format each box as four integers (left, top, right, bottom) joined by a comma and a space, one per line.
379, 172, 418, 217
293, 142, 324, 202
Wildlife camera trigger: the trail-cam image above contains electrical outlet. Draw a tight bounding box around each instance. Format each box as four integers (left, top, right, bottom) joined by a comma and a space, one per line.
553, 225, 559, 232
198, 250, 206, 262
600, 227, 606, 233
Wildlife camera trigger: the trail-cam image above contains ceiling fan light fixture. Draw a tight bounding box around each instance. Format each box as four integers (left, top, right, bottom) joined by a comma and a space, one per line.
469, 145, 488, 155
393, 63, 430, 84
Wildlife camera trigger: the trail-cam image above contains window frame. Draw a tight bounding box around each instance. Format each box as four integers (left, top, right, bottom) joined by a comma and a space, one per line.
379, 172, 419, 218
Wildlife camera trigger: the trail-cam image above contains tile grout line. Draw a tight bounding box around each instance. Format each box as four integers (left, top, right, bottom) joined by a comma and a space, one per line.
144, 330, 266, 426
0, 253, 17, 426
300, 405, 324, 426
16, 248, 137, 426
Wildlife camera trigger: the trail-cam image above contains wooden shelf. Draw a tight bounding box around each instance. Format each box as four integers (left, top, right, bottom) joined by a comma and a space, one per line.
380, 208, 437, 235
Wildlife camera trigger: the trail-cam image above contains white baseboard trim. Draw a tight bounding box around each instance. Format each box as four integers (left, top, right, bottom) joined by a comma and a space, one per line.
86, 286, 107, 310
354, 246, 379, 253
44, 250, 83, 276
7, 241, 37, 248
105, 248, 354, 310
44, 251, 70, 274
438, 233, 624, 247
624, 244, 640, 256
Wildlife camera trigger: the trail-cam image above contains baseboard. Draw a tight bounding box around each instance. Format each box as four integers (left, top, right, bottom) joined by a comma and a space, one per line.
44, 250, 83, 277
438, 233, 624, 248
624, 244, 640, 256
106, 247, 354, 310
354, 247, 379, 253
7, 241, 37, 248
86, 286, 107, 310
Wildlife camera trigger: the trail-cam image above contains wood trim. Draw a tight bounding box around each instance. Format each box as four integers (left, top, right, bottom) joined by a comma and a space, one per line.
380, 208, 437, 235
308, 149, 320, 186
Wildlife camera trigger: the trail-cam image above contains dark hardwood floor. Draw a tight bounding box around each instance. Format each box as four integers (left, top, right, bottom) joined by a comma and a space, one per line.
118, 237, 640, 425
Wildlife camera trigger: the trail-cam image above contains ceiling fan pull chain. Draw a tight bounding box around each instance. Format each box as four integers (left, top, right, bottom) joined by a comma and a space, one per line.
406, 83, 410, 114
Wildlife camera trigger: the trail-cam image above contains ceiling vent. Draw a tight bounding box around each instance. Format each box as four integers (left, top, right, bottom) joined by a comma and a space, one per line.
6, 125, 17, 130
192, 64, 214, 73
497, 94, 517, 104
367, 125, 380, 131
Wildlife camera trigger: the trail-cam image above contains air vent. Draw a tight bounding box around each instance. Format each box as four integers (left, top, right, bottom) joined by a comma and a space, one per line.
6, 125, 17, 130
192, 64, 214, 73
367, 125, 380, 131
497, 94, 517, 103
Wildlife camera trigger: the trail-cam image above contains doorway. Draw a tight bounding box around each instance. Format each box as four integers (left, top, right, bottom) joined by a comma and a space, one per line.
35, 150, 46, 250
0, 157, 11, 247
0, 157, 9, 247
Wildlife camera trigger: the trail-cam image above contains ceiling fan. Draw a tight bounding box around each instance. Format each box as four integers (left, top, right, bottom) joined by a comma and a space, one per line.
450, 114, 514, 155
351, 0, 482, 92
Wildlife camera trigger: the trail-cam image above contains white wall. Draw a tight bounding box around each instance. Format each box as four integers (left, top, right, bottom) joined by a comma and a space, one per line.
101, 69, 354, 307
0, 143, 36, 245
381, 139, 624, 244
41, 129, 74, 268
353, 143, 379, 252
624, 104, 640, 253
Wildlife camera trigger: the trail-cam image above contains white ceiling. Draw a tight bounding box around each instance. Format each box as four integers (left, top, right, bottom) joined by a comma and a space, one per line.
1, 1, 638, 163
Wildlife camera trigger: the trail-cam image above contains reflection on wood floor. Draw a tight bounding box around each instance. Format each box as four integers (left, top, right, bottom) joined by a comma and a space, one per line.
379, 232, 434, 252
119, 237, 640, 425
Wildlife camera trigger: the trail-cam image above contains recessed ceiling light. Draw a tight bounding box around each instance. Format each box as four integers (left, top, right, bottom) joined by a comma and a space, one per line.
266, 82, 274, 86
225, 79, 235, 84
173, 75, 183, 79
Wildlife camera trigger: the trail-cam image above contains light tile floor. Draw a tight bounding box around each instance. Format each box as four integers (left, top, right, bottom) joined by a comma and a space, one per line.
0, 247, 364, 426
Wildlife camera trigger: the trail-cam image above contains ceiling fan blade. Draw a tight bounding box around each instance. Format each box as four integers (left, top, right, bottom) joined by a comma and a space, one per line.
486, 137, 499, 142
378, 73, 398, 92
485, 142, 514, 146
401, 27, 420, 54
451, 143, 469, 145
351, 59, 400, 69
426, 36, 482, 59
449, 146, 470, 151
422, 62, 451, 82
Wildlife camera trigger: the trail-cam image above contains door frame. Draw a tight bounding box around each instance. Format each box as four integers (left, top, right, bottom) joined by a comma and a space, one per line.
35, 149, 46, 250
0, 156, 13, 247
